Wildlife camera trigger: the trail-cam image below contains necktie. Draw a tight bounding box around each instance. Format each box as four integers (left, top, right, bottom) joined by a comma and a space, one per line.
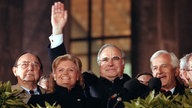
29, 90, 34, 95
161, 90, 172, 97
164, 91, 172, 97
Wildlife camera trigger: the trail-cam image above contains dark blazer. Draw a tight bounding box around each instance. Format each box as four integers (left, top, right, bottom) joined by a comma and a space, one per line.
84, 74, 131, 108
28, 85, 106, 108
173, 79, 185, 95
84, 74, 131, 99
160, 79, 185, 97
48, 43, 67, 63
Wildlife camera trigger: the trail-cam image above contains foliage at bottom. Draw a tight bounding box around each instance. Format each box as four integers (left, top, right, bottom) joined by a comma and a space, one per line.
124, 89, 192, 108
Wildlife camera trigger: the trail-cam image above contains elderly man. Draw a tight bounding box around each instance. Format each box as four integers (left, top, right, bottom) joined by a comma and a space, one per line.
150, 50, 185, 96
179, 53, 192, 88
179, 55, 189, 87
12, 52, 45, 103
87, 44, 131, 98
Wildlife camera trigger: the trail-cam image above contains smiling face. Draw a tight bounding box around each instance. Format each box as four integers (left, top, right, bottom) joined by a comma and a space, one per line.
151, 54, 177, 91
12, 53, 42, 84
99, 46, 124, 81
53, 60, 79, 90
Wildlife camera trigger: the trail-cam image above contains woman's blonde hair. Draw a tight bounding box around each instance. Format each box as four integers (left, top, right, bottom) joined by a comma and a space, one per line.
48, 54, 84, 93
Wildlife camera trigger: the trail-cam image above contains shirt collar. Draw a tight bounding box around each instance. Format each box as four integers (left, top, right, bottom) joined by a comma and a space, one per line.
170, 87, 175, 94
21, 86, 40, 95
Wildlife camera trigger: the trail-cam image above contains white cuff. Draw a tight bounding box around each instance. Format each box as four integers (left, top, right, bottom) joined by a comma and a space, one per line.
49, 34, 63, 49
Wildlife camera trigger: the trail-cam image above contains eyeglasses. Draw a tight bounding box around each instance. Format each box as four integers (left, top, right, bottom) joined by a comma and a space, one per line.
16, 61, 40, 70
186, 69, 192, 72
99, 56, 122, 64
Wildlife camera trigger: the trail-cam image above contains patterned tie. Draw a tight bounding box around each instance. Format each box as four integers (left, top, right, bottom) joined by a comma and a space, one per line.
161, 90, 172, 97
29, 90, 34, 95
164, 91, 172, 97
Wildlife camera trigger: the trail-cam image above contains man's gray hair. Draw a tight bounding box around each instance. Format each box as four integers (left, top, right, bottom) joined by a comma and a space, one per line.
150, 50, 179, 69
180, 55, 188, 70
97, 44, 125, 65
180, 53, 192, 70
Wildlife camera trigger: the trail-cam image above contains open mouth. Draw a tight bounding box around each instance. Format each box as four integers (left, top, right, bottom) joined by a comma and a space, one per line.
157, 74, 166, 80
61, 76, 70, 80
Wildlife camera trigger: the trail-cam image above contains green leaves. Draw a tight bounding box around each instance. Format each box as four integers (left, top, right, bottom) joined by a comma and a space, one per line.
0, 81, 61, 108
30, 102, 61, 108
0, 81, 29, 108
124, 89, 192, 108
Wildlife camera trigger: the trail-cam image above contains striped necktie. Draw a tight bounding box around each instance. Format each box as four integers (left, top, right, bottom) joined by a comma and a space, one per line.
29, 90, 34, 95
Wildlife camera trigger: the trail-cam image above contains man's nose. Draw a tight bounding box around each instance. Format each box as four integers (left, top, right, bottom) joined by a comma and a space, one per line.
107, 59, 114, 65
154, 68, 163, 77
27, 63, 34, 70
157, 67, 163, 73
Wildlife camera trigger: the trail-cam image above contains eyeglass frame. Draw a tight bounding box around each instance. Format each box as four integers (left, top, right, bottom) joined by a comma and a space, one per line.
186, 69, 192, 72
16, 61, 41, 70
13, 52, 43, 71
97, 44, 125, 65
98, 56, 123, 65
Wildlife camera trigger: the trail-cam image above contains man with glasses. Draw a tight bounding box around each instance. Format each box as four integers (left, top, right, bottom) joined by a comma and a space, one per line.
179, 55, 189, 88
85, 44, 131, 99
179, 53, 192, 88
87, 44, 132, 108
11, 52, 45, 103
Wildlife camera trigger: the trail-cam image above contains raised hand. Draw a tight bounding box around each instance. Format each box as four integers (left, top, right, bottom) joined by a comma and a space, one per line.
51, 2, 68, 35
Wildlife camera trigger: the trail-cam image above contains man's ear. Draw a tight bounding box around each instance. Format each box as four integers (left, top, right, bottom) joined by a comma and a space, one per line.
122, 59, 125, 65
12, 67, 17, 76
183, 70, 190, 79
122, 60, 125, 69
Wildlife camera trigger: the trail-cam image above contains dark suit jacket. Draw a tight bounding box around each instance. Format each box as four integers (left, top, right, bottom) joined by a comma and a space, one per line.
84, 74, 131, 99
160, 79, 185, 97
173, 79, 185, 95
48, 43, 67, 63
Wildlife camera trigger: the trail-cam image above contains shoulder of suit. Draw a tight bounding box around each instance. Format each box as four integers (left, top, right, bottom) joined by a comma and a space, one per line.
11, 84, 23, 91
123, 74, 131, 80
